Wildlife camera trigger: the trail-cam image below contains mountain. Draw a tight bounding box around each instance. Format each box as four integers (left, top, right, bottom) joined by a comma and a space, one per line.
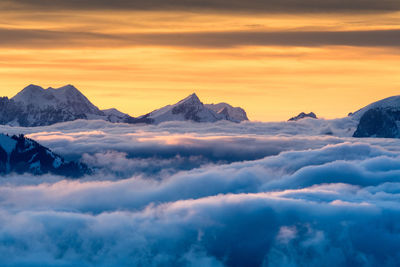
350, 95, 400, 120
12, 84, 103, 116
288, 112, 318, 121
136, 93, 246, 124
0, 85, 249, 126
0, 84, 135, 126
353, 108, 400, 138
205, 103, 248, 122
0, 133, 90, 177
102, 108, 131, 123
351, 95, 400, 138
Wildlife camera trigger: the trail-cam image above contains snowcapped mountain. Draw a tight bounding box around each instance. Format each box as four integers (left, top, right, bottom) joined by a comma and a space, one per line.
205, 103, 248, 122
288, 112, 318, 121
350, 95, 400, 120
13, 84, 103, 116
0, 133, 90, 177
351, 95, 400, 138
0, 85, 249, 126
0, 84, 135, 126
137, 93, 247, 124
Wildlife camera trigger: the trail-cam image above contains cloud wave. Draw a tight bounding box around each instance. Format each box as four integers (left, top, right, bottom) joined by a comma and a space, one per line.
0, 120, 400, 265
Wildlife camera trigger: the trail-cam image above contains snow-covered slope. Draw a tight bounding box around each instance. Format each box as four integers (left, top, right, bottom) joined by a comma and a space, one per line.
13, 84, 103, 115
138, 93, 248, 124
138, 93, 222, 124
1, 85, 249, 126
0, 133, 90, 177
0, 84, 136, 126
205, 103, 248, 122
102, 108, 131, 123
351, 95, 400, 120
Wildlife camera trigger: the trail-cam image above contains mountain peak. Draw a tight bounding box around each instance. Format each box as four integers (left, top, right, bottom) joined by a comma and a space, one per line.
178, 93, 201, 105
20, 84, 45, 94
47, 84, 80, 93
24, 84, 44, 90
288, 112, 318, 121
59, 84, 78, 90
11, 84, 104, 123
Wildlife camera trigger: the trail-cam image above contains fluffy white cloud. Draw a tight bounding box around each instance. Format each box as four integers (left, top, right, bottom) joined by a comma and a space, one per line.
0, 119, 400, 266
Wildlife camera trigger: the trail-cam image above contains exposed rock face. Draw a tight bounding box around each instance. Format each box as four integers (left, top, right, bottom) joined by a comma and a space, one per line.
288, 112, 318, 121
350, 95, 400, 138
353, 108, 400, 138
0, 134, 90, 177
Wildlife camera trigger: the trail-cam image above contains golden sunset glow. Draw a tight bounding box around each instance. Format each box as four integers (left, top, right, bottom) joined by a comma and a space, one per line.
1, 7, 399, 121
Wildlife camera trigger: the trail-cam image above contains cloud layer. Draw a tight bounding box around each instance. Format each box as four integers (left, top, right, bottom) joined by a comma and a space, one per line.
1, 28, 400, 49
0, 119, 400, 265
4, 0, 400, 13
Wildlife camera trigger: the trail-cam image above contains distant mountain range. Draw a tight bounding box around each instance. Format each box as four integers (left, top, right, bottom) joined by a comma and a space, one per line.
2, 85, 399, 177
0, 84, 248, 127
1, 84, 400, 139
0, 134, 89, 177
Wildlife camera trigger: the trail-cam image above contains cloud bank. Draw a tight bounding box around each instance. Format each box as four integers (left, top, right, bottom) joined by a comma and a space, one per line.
4, 0, 400, 13
0, 119, 400, 266
1, 29, 400, 49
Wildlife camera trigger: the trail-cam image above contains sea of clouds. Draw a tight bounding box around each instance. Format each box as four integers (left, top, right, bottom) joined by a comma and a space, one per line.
1, 118, 400, 266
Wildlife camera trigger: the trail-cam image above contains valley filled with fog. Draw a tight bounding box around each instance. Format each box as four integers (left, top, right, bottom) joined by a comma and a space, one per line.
0, 118, 400, 266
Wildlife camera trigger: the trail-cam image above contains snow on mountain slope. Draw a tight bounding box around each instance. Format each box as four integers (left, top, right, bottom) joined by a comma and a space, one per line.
12, 84, 103, 115
102, 108, 131, 123
2, 85, 249, 126
2, 84, 138, 126
138, 93, 249, 124
205, 103, 248, 122
0, 133, 90, 177
138, 93, 223, 124
351, 95, 400, 120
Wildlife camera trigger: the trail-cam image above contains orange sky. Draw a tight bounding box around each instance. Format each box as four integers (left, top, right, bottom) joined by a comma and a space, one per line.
0, 6, 399, 121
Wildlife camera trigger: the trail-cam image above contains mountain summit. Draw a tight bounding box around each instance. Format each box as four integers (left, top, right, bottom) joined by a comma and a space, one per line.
137, 93, 248, 124
288, 112, 317, 121
13, 84, 103, 116
0, 84, 134, 126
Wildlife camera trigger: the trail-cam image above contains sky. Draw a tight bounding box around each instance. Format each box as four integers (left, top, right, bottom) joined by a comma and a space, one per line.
0, 0, 399, 121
